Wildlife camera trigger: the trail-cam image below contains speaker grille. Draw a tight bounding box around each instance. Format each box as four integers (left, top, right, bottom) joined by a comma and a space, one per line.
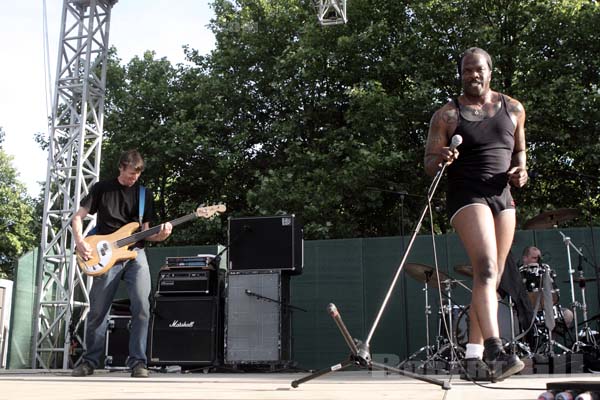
225, 271, 290, 363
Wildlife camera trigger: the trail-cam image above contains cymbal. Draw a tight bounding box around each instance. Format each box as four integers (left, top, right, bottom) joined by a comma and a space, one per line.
453, 265, 473, 278
405, 263, 450, 288
523, 208, 580, 230
563, 277, 598, 283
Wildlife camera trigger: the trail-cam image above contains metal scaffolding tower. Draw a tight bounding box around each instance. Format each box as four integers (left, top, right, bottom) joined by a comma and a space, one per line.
32, 0, 117, 369
316, 0, 347, 26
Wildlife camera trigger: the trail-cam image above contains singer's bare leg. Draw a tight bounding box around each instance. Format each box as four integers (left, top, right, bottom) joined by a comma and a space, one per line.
495, 209, 516, 289
452, 205, 516, 343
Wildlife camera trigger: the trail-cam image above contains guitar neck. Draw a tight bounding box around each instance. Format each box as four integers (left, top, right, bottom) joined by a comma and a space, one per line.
116, 212, 198, 248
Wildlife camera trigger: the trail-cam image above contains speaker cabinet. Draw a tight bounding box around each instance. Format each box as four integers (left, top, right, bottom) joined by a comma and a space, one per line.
225, 271, 291, 364
228, 215, 303, 274
148, 296, 221, 366
104, 316, 131, 368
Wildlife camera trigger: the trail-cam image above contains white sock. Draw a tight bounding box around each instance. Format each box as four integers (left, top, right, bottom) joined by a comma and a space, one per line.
465, 343, 484, 360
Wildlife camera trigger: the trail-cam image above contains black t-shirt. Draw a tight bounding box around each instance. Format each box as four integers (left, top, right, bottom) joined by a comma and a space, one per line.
80, 178, 156, 236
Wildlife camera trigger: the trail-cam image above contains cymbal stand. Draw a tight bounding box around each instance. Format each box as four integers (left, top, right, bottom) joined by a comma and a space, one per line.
559, 231, 585, 352
291, 156, 454, 390
397, 272, 436, 368
417, 280, 463, 372
506, 295, 532, 357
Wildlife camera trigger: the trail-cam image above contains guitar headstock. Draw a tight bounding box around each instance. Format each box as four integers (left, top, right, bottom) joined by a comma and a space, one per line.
195, 204, 226, 219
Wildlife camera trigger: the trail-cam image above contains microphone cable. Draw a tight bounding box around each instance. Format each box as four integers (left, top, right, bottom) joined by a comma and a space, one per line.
426, 199, 545, 392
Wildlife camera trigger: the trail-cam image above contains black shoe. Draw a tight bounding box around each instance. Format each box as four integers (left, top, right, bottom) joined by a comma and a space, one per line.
485, 352, 524, 382
72, 361, 94, 377
131, 363, 149, 378
459, 358, 493, 381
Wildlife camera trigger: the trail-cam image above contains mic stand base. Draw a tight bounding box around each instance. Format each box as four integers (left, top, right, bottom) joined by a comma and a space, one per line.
290, 304, 451, 390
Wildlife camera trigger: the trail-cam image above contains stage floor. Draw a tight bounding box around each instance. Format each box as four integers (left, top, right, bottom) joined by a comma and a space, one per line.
0, 370, 599, 400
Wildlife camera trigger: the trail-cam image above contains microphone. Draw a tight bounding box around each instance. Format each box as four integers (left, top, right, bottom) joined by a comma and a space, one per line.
442, 135, 463, 166
449, 134, 463, 151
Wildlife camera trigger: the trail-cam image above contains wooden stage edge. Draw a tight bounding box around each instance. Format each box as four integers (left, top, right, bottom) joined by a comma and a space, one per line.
0, 370, 599, 400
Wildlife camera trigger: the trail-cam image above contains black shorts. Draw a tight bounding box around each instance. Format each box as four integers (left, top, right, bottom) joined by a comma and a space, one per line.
447, 184, 515, 224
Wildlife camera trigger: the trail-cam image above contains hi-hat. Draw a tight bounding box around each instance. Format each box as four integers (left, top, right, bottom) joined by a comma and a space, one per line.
523, 208, 580, 230
405, 263, 450, 288
453, 265, 473, 278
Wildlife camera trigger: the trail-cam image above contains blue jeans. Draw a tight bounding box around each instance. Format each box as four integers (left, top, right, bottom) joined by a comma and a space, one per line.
82, 248, 151, 369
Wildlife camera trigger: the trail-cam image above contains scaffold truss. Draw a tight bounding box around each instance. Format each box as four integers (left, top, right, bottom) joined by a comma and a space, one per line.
32, 0, 117, 369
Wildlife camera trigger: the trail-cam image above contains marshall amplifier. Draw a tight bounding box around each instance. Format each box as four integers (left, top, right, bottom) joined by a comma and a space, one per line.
157, 269, 211, 295
148, 295, 221, 366
228, 215, 304, 275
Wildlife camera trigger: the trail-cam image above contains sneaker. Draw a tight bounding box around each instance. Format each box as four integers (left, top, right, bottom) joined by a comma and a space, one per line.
459, 358, 493, 381
485, 352, 524, 382
72, 361, 94, 377
131, 363, 149, 378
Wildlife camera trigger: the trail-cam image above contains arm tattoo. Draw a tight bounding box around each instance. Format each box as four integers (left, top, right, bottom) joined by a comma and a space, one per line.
442, 109, 457, 124
508, 100, 523, 115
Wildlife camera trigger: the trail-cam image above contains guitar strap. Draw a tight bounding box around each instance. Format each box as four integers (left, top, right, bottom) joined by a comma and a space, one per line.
139, 186, 146, 227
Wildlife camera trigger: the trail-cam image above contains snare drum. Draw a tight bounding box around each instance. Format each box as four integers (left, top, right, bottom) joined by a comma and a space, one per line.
519, 263, 560, 307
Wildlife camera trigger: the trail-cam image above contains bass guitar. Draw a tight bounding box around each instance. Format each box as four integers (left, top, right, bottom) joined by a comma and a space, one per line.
76, 204, 226, 276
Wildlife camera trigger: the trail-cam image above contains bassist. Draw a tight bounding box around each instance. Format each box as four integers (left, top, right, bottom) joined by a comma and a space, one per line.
71, 150, 172, 378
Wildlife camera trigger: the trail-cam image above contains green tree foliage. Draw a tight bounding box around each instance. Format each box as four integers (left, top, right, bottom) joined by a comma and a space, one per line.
100, 0, 599, 243
0, 128, 37, 278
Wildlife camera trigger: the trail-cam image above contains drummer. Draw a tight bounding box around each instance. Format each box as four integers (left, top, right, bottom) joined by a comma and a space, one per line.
519, 246, 574, 330
520, 246, 541, 266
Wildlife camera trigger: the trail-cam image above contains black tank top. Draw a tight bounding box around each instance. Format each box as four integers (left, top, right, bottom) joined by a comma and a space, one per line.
448, 94, 515, 191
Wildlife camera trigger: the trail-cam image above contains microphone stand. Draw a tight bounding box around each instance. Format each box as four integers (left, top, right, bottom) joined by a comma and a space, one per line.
291, 161, 453, 390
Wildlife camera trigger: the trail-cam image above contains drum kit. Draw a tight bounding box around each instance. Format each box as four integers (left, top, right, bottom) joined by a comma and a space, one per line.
399, 208, 600, 372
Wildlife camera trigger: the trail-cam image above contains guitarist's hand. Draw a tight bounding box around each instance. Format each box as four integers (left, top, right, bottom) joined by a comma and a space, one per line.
156, 222, 173, 241
75, 240, 93, 261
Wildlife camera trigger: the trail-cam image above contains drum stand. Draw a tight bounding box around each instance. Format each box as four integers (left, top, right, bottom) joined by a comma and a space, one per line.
576, 277, 599, 349
537, 308, 572, 356
570, 245, 599, 350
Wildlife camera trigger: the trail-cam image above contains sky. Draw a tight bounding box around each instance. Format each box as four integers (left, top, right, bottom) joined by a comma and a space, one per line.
0, 1, 216, 197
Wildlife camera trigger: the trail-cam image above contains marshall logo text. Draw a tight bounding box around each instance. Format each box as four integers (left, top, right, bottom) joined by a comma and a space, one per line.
169, 320, 195, 328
